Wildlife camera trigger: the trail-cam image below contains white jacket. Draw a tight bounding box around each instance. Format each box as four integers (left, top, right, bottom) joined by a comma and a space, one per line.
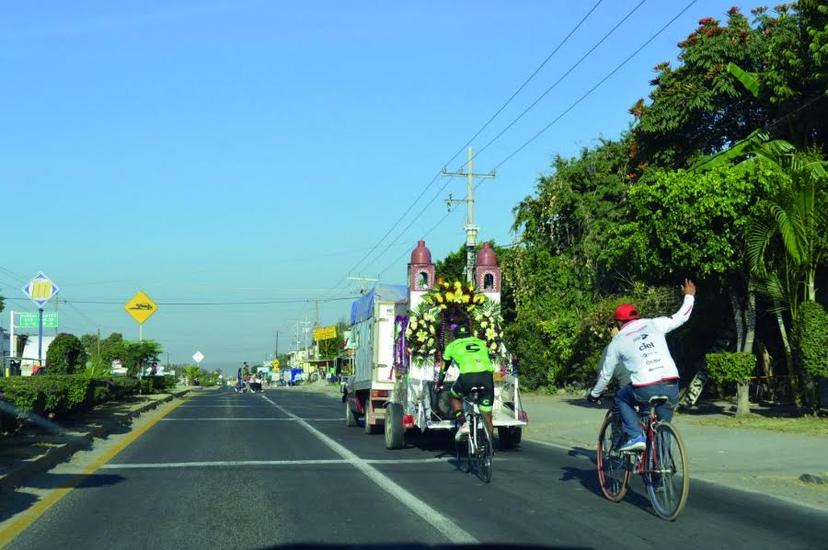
590, 295, 694, 397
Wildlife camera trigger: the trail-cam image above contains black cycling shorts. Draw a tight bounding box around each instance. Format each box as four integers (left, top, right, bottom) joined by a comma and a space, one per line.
450, 372, 495, 412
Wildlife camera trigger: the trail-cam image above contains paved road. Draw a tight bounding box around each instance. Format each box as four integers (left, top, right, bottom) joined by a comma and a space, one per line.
7, 389, 827, 549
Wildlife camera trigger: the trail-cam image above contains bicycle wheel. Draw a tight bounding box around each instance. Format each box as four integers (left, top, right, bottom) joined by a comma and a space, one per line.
596, 411, 630, 502
475, 420, 493, 483
646, 422, 689, 521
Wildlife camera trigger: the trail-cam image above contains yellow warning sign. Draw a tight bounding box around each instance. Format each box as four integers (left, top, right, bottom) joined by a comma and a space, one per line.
124, 291, 158, 325
313, 325, 337, 341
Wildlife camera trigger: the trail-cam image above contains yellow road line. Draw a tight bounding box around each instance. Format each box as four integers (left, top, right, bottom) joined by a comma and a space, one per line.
0, 397, 188, 548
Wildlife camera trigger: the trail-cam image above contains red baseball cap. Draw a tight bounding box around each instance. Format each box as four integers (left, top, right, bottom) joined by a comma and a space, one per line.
614, 304, 640, 322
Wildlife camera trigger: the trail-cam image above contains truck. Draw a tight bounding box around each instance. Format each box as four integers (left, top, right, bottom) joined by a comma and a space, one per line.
382, 316, 527, 450
342, 284, 408, 434
343, 283, 528, 448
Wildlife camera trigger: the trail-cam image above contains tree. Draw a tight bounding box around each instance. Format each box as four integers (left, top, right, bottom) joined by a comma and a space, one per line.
604, 163, 779, 355
318, 320, 349, 360
123, 340, 162, 377
46, 333, 88, 374
706, 352, 756, 416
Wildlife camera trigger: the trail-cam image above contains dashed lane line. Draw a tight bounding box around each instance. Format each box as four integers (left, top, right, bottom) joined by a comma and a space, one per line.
261, 395, 477, 544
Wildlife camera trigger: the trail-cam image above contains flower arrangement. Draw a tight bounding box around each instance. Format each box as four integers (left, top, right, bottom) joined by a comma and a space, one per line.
405, 279, 505, 364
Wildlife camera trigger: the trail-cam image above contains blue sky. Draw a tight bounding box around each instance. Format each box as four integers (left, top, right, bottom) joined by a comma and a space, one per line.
0, 0, 742, 372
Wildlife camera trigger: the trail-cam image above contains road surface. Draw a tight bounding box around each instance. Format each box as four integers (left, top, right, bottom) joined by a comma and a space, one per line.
5, 388, 826, 549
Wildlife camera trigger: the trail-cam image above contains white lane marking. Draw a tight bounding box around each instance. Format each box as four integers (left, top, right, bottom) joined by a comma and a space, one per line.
101, 459, 348, 469
99, 457, 462, 470
179, 405, 268, 408
160, 418, 342, 422
261, 395, 477, 544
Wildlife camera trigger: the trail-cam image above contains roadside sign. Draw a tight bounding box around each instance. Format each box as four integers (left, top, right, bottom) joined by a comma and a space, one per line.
124, 291, 158, 325
16, 312, 58, 329
271, 358, 280, 369
22, 272, 60, 309
192, 351, 205, 364
313, 325, 337, 341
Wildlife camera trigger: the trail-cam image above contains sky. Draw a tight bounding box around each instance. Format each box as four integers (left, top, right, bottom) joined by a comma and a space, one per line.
0, 0, 743, 373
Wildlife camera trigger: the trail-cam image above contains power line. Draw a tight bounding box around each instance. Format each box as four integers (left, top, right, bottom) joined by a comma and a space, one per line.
493, 0, 698, 171
318, 2, 607, 297
451, 0, 607, 170
457, 0, 647, 170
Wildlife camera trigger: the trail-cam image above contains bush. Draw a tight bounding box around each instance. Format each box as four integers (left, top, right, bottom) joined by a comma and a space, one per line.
138, 375, 176, 394
794, 301, 828, 378
92, 386, 112, 405
110, 377, 140, 399
706, 352, 756, 384
46, 333, 88, 375
0, 378, 47, 415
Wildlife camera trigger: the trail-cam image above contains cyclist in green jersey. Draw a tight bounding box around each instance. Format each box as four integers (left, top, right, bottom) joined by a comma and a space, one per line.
437, 323, 496, 442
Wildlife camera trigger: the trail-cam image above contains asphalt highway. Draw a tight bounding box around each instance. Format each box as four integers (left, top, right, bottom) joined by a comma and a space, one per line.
7, 388, 827, 549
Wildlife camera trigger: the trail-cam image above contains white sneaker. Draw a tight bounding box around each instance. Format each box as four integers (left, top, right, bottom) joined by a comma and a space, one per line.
454, 422, 470, 442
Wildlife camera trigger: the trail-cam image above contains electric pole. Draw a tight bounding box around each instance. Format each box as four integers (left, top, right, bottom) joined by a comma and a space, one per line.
442, 147, 495, 283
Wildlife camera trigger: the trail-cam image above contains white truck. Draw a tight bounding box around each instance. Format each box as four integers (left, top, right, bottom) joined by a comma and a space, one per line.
383, 316, 527, 450
342, 285, 409, 434
343, 284, 528, 448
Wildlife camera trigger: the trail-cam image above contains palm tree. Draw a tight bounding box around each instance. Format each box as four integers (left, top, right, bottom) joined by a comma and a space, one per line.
746, 140, 827, 404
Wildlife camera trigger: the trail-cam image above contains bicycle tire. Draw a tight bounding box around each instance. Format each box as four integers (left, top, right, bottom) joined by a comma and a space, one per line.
646, 421, 689, 521
596, 410, 630, 502
476, 420, 493, 483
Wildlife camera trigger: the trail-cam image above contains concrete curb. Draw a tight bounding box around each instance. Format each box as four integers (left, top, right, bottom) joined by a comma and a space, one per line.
0, 389, 190, 493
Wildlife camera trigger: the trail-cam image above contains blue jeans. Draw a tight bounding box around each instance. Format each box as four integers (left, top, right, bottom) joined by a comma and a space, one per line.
615, 382, 679, 438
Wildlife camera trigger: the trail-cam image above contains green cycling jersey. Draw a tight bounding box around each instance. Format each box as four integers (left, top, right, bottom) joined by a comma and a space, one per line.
443, 336, 494, 374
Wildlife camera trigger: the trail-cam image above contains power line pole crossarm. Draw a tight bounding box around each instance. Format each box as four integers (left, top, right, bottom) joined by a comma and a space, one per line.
441, 147, 495, 283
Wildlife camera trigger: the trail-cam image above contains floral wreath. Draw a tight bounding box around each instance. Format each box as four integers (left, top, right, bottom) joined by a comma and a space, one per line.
405, 279, 505, 364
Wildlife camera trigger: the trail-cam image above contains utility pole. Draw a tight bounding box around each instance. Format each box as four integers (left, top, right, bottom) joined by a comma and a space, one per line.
442, 147, 495, 283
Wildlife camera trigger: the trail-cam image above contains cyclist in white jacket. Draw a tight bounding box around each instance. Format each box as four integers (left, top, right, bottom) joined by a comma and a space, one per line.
588, 279, 696, 452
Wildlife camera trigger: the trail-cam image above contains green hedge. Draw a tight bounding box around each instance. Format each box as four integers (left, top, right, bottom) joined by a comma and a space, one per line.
794, 301, 828, 378
706, 352, 756, 384
138, 375, 176, 394
1, 374, 177, 432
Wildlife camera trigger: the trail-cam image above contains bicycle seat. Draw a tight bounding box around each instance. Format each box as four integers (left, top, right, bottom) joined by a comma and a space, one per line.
648, 395, 670, 407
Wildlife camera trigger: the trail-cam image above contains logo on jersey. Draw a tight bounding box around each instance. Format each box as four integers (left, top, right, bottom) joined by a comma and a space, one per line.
465, 343, 481, 352
639, 341, 655, 351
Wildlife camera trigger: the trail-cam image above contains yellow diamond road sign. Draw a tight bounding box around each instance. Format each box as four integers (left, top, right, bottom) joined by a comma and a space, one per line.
124, 291, 158, 325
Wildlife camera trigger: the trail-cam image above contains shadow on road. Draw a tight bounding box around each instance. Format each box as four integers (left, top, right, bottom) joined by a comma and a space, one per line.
558, 460, 653, 516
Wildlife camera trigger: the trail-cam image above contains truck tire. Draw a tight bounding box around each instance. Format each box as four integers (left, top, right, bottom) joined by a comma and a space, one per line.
498, 427, 522, 450
345, 400, 358, 427
385, 403, 405, 450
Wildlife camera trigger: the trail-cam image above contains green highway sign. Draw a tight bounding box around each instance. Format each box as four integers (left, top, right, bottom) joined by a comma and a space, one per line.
15, 312, 59, 329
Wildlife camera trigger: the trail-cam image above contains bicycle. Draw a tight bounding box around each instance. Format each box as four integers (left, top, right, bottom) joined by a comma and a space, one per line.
454, 386, 494, 483
596, 394, 689, 521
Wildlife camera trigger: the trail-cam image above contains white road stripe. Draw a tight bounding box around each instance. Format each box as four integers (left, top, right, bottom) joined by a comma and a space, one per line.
99, 457, 458, 470
261, 395, 477, 544
101, 459, 348, 469
160, 418, 341, 422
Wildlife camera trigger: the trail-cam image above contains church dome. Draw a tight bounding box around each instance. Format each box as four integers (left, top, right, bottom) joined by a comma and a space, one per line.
410, 240, 432, 264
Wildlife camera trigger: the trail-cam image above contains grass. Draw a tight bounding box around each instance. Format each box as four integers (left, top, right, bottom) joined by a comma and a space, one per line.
694, 415, 828, 437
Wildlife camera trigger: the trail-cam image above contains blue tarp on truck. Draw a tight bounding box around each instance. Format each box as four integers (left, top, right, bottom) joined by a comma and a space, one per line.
349, 284, 408, 324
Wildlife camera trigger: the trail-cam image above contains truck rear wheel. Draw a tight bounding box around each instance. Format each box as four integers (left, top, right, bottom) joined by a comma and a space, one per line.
345, 400, 358, 427
385, 403, 405, 449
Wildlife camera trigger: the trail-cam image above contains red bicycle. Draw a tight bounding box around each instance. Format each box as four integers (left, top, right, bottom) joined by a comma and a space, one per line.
596, 395, 689, 521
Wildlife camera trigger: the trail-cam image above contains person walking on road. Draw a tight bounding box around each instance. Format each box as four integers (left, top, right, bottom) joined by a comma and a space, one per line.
587, 279, 696, 452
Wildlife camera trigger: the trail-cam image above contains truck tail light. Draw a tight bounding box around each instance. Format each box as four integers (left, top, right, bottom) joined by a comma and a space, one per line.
519, 410, 529, 423
371, 389, 389, 398
403, 414, 415, 428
